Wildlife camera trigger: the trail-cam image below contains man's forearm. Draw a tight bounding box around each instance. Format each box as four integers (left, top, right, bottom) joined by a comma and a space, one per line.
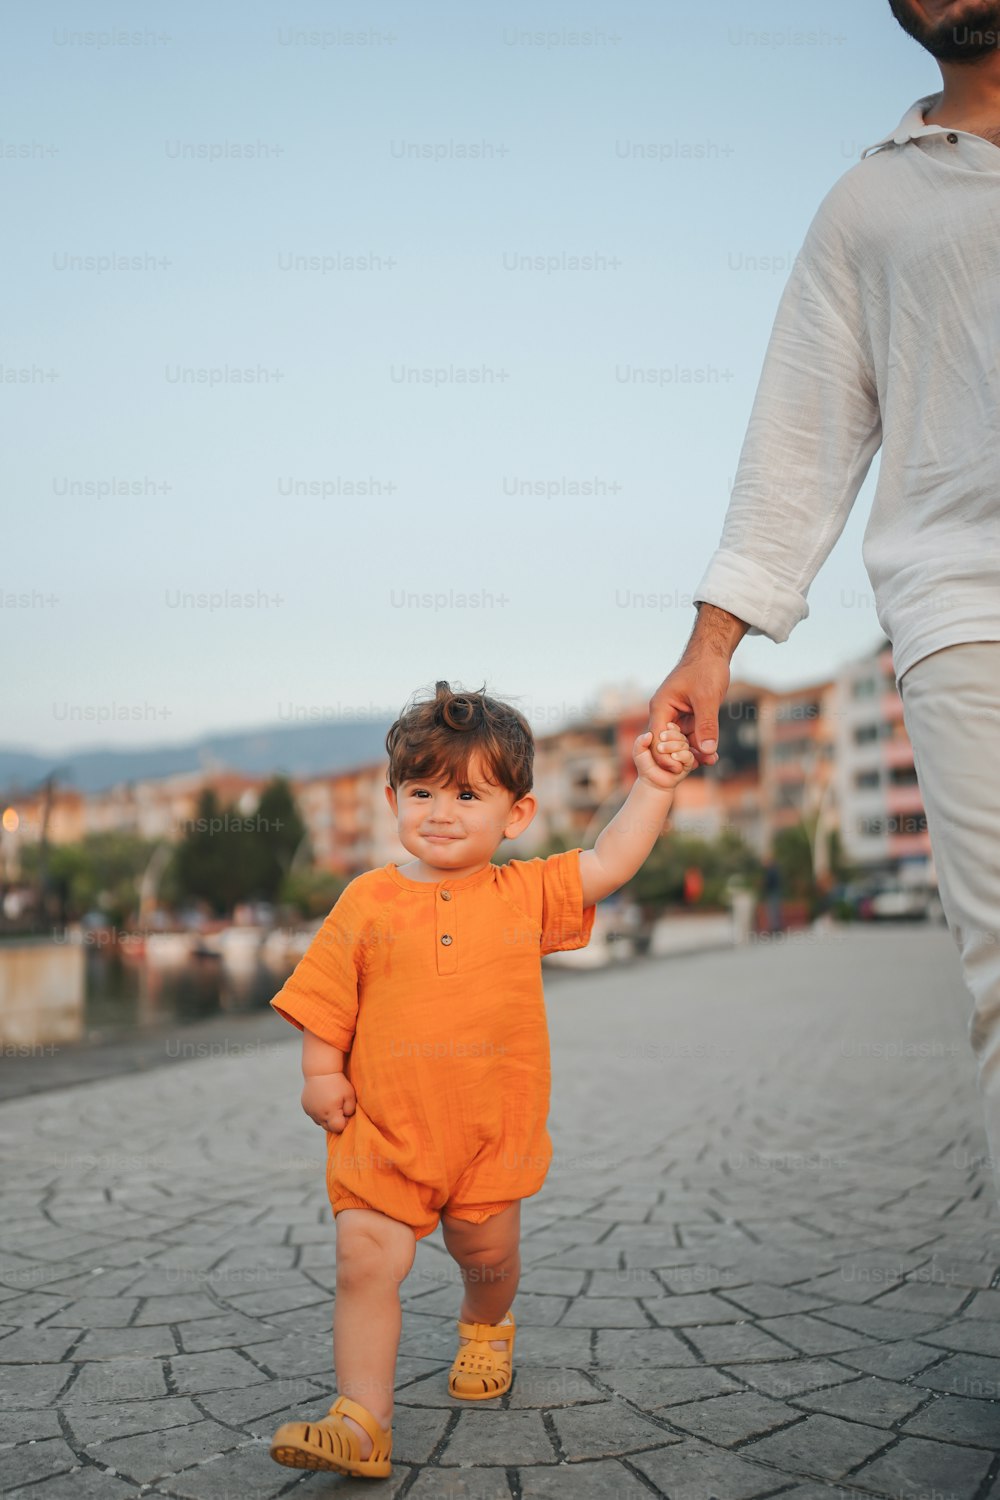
591, 778, 675, 891
685, 603, 750, 662
302, 1028, 347, 1078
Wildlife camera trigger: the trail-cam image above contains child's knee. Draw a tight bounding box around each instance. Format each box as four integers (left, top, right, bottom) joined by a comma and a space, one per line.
336, 1207, 416, 1286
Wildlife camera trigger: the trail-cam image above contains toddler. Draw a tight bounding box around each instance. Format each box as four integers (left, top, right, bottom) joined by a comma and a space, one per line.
269, 680, 695, 1478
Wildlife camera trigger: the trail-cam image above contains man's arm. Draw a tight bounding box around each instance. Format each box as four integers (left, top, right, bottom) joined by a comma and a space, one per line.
651, 205, 882, 764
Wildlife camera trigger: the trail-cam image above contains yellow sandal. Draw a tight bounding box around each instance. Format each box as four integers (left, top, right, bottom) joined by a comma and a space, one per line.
269, 1392, 392, 1478
448, 1311, 516, 1400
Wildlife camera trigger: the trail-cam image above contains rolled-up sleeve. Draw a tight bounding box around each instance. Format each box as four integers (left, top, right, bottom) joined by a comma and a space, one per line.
270, 884, 364, 1051
695, 220, 882, 643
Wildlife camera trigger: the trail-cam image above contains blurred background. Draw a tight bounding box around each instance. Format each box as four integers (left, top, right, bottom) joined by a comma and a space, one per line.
2, 0, 949, 1057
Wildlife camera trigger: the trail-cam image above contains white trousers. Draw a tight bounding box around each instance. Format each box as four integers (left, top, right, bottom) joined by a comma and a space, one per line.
898, 641, 1000, 1195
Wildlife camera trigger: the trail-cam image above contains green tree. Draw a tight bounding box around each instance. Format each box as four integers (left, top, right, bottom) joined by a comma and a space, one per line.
244, 777, 307, 900
280, 867, 348, 918
172, 789, 246, 915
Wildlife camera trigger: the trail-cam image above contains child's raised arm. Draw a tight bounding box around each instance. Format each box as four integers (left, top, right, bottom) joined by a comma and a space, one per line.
578, 724, 696, 906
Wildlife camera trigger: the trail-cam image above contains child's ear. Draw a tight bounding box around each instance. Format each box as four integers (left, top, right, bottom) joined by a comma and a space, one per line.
385, 783, 398, 815
504, 793, 537, 840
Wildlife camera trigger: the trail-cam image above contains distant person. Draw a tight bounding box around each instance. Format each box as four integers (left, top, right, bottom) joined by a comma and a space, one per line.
267, 681, 696, 1477
649, 4, 1000, 1194
763, 858, 784, 934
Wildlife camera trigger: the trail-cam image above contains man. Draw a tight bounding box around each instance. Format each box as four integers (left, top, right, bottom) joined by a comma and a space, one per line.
650, 1, 1000, 1186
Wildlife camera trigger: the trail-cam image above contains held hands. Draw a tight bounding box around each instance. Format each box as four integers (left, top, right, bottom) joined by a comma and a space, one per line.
634, 724, 697, 791
301, 1072, 356, 1134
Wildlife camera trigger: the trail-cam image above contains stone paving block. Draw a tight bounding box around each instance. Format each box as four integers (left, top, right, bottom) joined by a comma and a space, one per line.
585, 1268, 662, 1298
834, 1339, 943, 1380
442, 1409, 556, 1466
741, 1412, 889, 1480
629, 1435, 785, 1499
504, 1366, 607, 1408
720, 1284, 834, 1319
7, 1467, 139, 1500
557, 1296, 649, 1328
2, 1435, 79, 1491
811, 1302, 945, 1340
683, 1321, 800, 1364
59, 1359, 169, 1403
1, 1408, 64, 1443
511, 1325, 595, 1366
220, 1280, 338, 1319
63, 1395, 204, 1446
0, 1292, 73, 1325
0, 1327, 80, 1363
548, 1398, 680, 1460
518, 1458, 668, 1498
851, 1434, 993, 1497
47, 1296, 146, 1330
792, 1373, 928, 1428
593, 1327, 702, 1368
130, 1292, 224, 1324
83, 1416, 245, 1483
156, 1437, 385, 1499
174, 1311, 282, 1352
1, 1361, 72, 1408
643, 1292, 745, 1326
962, 1287, 1000, 1320
168, 1347, 270, 1394
199, 1374, 328, 1425
665, 1390, 799, 1447
913, 1350, 1000, 1398
409, 1468, 515, 1499
753, 1314, 876, 1357
902, 1391, 1000, 1448
68, 1326, 179, 1361
389, 1404, 454, 1464
871, 1280, 970, 1316
921, 1318, 1000, 1358
597, 1365, 741, 1409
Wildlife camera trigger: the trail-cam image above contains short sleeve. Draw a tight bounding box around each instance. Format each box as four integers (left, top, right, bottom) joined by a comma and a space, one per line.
269, 882, 365, 1050
496, 848, 597, 954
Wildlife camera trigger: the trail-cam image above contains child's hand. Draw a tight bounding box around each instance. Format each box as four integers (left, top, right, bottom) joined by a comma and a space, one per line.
301, 1072, 357, 1134
634, 724, 697, 790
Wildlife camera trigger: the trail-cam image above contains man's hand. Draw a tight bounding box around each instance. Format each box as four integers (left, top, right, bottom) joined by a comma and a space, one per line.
648, 605, 749, 769
301, 1072, 356, 1133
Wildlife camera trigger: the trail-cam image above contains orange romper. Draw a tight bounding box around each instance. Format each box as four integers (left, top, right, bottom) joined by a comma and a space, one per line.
270, 850, 596, 1241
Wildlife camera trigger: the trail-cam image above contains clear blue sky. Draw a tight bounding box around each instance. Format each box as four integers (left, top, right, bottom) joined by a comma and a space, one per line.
6, 0, 945, 752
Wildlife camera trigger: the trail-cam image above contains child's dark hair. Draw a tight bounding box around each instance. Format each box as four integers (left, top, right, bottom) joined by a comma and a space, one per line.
386, 681, 534, 799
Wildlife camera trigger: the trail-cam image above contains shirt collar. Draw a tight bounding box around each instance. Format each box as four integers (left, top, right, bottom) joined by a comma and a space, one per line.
860, 92, 950, 158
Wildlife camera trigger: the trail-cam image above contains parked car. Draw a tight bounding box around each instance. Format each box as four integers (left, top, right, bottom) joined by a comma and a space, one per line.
834, 879, 945, 923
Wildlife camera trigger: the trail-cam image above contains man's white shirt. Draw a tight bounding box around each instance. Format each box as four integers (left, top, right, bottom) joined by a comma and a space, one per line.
693, 93, 1000, 687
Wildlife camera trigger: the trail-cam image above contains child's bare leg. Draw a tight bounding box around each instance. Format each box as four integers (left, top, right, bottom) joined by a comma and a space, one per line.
333, 1207, 416, 1455
442, 1202, 521, 1349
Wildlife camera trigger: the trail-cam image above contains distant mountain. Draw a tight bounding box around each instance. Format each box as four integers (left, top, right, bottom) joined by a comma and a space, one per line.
0, 719, 395, 796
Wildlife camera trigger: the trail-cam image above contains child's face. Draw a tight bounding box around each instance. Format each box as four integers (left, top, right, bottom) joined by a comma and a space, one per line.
385, 752, 536, 872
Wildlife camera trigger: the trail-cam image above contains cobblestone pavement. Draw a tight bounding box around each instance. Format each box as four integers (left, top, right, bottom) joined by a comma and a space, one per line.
3, 925, 1000, 1499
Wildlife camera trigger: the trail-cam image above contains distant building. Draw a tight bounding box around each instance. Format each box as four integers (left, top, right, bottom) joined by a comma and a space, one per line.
2, 646, 933, 892
834, 641, 931, 880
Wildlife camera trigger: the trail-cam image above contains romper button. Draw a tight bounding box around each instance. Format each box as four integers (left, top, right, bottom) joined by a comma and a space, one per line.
440, 889, 452, 900
440, 933, 453, 945
947, 132, 958, 143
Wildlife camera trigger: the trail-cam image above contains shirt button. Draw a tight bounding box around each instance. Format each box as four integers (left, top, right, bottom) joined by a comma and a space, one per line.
440, 933, 453, 945
440, 889, 452, 900
947, 132, 958, 143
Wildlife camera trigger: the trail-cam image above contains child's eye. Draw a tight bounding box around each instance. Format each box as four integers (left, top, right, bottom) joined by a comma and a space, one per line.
458, 790, 477, 801
410, 788, 430, 798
